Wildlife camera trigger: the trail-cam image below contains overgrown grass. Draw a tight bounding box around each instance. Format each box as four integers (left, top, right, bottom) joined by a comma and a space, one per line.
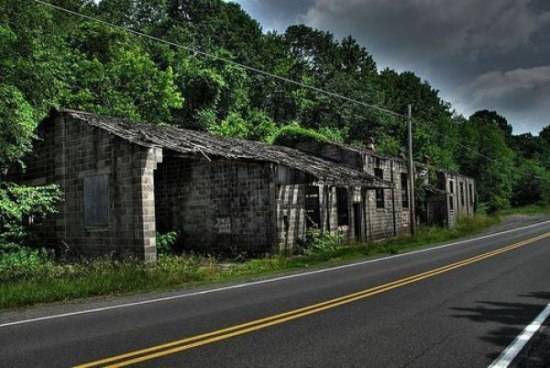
0, 212, 518, 310
497, 204, 550, 216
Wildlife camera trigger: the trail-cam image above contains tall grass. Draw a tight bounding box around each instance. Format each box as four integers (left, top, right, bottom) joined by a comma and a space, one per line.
0, 213, 509, 310
497, 204, 550, 216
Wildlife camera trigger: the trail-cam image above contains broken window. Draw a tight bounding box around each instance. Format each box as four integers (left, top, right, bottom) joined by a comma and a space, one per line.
374, 168, 385, 209
460, 182, 465, 207
469, 183, 474, 205
401, 173, 409, 209
305, 186, 321, 229
336, 187, 349, 226
83, 175, 110, 227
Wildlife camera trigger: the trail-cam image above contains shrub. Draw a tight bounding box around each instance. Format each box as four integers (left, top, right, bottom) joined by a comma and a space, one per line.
0, 246, 52, 282
302, 230, 343, 256
156, 231, 178, 255
0, 183, 61, 248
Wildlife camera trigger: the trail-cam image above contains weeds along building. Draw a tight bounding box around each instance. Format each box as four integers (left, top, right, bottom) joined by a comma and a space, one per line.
9, 109, 392, 262
9, 110, 475, 262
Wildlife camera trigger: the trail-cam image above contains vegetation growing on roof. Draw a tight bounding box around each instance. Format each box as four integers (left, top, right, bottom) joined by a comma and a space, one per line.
268, 123, 330, 147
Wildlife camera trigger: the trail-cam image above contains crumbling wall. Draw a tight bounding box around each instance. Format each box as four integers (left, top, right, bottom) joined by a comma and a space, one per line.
154, 155, 273, 256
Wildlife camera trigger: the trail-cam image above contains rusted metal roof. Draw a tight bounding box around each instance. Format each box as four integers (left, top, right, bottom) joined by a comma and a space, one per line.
58, 110, 391, 188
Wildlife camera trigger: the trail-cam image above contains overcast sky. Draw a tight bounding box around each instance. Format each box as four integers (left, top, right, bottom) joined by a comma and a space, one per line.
232, 0, 550, 135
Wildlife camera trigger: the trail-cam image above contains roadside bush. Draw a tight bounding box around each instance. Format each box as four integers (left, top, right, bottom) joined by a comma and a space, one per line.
0, 246, 52, 282
156, 231, 178, 255
455, 213, 499, 234
302, 230, 343, 256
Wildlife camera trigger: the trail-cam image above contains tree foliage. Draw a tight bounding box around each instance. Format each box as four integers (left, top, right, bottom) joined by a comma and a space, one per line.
0, 0, 548, 230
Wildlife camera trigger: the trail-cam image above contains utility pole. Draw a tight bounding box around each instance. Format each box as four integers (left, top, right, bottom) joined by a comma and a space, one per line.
407, 104, 416, 236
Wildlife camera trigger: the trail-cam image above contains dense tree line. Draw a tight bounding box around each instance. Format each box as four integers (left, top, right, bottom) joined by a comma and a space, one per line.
1, 0, 549, 249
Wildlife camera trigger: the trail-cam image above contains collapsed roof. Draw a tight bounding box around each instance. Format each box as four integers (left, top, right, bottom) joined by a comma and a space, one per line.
58, 110, 391, 188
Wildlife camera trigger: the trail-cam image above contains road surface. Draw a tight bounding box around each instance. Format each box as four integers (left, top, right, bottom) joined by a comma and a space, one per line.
1, 219, 550, 367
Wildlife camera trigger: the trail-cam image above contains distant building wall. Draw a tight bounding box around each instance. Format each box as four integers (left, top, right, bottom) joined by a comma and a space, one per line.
445, 173, 476, 227
363, 153, 411, 240
293, 141, 363, 170
284, 141, 413, 242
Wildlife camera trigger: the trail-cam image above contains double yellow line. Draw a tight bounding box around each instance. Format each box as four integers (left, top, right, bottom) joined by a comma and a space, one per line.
75, 232, 550, 368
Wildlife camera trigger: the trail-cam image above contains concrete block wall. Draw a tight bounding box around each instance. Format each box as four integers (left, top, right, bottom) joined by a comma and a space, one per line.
294, 142, 364, 170
8, 114, 161, 261
62, 116, 161, 260
154, 155, 273, 256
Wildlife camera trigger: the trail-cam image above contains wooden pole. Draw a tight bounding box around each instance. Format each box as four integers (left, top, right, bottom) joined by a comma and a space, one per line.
407, 104, 416, 235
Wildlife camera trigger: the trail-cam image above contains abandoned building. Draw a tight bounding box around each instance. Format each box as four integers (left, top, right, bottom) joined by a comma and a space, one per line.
425, 170, 476, 227
283, 139, 476, 231
283, 140, 414, 240
9, 109, 475, 262
9, 109, 395, 261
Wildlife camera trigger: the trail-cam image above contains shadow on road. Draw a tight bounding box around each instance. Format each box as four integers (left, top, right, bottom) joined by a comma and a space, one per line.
450, 291, 550, 361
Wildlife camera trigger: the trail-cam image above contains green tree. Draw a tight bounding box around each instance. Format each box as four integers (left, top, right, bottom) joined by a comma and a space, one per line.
0, 85, 35, 169
457, 113, 515, 211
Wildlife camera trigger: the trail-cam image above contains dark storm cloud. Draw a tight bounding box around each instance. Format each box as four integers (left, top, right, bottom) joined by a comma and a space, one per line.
234, 0, 550, 134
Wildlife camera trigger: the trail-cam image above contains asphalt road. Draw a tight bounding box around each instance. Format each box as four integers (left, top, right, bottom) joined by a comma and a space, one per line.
2, 219, 550, 368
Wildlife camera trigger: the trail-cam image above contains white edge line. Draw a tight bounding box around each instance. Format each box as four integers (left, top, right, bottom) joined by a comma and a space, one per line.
488, 303, 550, 368
1, 219, 549, 328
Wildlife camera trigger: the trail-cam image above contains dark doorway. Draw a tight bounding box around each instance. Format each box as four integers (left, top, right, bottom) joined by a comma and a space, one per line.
353, 203, 362, 240
305, 186, 321, 230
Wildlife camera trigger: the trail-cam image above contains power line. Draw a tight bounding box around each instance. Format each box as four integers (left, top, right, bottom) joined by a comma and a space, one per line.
31, 0, 511, 167
32, 0, 406, 119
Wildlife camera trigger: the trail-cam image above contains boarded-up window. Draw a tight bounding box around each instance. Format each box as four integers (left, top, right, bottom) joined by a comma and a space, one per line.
374, 168, 385, 209
336, 188, 349, 226
83, 175, 110, 226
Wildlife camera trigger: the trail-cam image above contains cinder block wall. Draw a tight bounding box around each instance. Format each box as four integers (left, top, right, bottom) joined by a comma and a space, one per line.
154, 155, 274, 256
294, 142, 364, 170
9, 114, 161, 261
363, 154, 410, 240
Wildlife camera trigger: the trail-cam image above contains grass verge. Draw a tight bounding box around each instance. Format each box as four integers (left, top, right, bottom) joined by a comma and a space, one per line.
0, 212, 523, 310
497, 204, 550, 217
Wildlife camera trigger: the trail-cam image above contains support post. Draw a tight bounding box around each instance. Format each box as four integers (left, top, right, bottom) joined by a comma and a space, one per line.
407, 104, 416, 235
